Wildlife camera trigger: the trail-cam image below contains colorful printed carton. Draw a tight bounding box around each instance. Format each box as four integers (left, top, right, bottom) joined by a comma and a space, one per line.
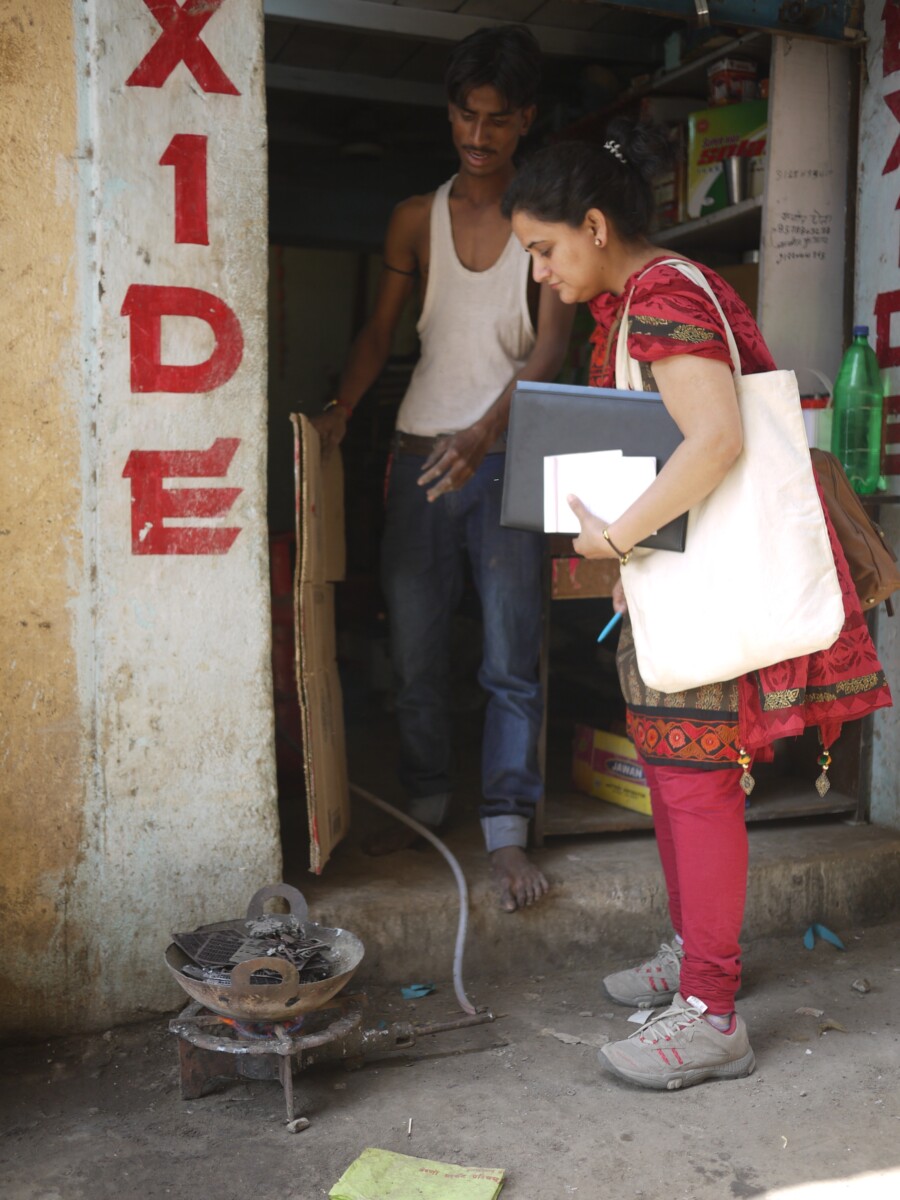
686, 100, 768, 219
572, 725, 651, 816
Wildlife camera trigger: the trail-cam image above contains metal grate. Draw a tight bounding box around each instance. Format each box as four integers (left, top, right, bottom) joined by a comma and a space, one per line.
172, 929, 247, 968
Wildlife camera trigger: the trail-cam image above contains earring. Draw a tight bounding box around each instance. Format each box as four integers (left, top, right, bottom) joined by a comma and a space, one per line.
594, 236, 602, 247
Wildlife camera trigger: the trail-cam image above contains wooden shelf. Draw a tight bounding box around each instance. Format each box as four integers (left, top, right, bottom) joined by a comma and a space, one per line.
860, 491, 900, 507
554, 32, 771, 141
654, 195, 762, 255
541, 777, 856, 839
609, 31, 772, 112
637, 31, 770, 101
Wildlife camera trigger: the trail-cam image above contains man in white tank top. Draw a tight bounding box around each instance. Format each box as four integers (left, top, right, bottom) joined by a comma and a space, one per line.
313, 28, 573, 911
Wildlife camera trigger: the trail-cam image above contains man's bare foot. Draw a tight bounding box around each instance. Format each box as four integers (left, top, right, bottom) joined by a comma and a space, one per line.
362, 823, 424, 857
490, 846, 550, 912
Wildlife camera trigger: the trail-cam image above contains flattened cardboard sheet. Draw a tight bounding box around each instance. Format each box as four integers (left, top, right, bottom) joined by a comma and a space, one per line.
296, 413, 346, 585
291, 415, 349, 873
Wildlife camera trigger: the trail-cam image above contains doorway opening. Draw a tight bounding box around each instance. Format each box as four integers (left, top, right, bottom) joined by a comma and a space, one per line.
260, 5, 859, 875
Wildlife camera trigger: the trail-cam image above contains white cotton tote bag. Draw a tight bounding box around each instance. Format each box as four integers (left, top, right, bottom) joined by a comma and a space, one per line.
616, 259, 844, 694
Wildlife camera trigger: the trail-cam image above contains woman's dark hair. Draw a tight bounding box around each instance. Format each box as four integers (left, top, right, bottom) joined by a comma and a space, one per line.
445, 25, 541, 112
501, 118, 674, 240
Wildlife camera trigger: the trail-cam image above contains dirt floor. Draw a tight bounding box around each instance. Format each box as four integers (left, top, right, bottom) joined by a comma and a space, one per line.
2, 920, 898, 1200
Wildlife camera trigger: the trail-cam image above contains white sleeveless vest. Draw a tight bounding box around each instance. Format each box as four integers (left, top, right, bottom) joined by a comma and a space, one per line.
395, 177, 536, 437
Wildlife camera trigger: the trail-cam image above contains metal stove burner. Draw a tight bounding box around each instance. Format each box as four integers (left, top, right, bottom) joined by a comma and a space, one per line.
170, 996, 366, 1122
169, 996, 495, 1125
168, 886, 494, 1128
219, 1015, 308, 1039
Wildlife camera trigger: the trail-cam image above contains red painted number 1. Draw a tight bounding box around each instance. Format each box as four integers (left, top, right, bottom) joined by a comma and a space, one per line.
160, 134, 209, 245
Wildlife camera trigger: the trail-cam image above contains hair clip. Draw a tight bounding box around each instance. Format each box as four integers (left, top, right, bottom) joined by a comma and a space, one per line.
603, 139, 627, 165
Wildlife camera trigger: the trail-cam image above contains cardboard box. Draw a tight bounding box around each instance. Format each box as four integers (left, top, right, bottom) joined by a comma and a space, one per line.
292, 414, 349, 873
550, 556, 619, 600
716, 262, 759, 318
686, 101, 767, 219
707, 57, 759, 106
572, 725, 652, 816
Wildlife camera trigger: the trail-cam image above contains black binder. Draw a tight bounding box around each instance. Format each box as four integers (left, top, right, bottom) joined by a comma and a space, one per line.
500, 381, 687, 552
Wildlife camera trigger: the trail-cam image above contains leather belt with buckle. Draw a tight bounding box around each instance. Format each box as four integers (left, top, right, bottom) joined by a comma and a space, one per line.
393, 431, 507, 456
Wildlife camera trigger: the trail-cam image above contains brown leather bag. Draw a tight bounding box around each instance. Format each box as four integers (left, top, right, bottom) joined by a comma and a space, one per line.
811, 448, 900, 615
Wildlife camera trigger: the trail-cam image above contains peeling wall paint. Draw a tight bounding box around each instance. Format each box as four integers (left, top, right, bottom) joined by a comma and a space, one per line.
0, 0, 280, 1038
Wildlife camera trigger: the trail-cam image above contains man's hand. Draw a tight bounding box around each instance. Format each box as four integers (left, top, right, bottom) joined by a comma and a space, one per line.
417, 422, 495, 502
309, 408, 348, 455
567, 494, 619, 561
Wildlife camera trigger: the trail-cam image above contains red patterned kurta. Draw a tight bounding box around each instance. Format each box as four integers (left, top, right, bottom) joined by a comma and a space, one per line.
588, 256, 892, 769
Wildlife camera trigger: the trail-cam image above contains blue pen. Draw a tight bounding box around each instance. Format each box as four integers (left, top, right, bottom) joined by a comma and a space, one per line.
596, 610, 623, 643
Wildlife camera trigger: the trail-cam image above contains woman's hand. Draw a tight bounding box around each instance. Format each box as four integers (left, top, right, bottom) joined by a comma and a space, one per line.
596, 356, 743, 553
567, 495, 620, 561
567, 494, 628, 614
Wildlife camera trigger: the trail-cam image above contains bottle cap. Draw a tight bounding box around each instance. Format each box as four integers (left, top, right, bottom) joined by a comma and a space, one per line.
852, 325, 870, 337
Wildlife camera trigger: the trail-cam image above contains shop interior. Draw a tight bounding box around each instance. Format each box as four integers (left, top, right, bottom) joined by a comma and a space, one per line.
261, 3, 865, 869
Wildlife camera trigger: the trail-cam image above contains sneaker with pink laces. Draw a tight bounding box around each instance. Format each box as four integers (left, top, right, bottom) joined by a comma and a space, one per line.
602, 941, 684, 1008
598, 993, 756, 1091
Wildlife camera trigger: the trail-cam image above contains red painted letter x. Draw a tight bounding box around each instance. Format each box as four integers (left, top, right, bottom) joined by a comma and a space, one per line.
126, 0, 239, 95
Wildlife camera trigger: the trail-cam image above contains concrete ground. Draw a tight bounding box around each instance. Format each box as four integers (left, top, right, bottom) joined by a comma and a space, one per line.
2, 919, 898, 1200
6, 704, 899, 1198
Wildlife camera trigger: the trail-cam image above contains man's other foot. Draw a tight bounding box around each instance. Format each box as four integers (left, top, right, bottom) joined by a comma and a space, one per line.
490, 846, 549, 912
362, 823, 425, 857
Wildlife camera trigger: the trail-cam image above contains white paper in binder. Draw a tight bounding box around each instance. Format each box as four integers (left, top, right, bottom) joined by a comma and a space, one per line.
542, 450, 658, 535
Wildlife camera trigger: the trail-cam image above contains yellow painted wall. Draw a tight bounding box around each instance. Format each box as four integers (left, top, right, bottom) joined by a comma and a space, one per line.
0, 0, 281, 1039
0, 0, 85, 1034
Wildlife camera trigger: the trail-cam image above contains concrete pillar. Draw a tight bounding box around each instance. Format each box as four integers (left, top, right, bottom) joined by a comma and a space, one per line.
0, 0, 280, 1038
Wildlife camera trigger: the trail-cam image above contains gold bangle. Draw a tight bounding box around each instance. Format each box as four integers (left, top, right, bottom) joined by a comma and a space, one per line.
602, 527, 632, 565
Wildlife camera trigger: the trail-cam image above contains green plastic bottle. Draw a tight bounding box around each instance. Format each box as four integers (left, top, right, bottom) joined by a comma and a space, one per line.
830, 325, 885, 494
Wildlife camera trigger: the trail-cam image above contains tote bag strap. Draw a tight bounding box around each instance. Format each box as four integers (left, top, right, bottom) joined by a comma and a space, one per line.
615, 258, 742, 389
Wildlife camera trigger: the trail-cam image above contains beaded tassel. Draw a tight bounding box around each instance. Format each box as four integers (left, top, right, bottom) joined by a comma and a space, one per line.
815, 749, 832, 797
737, 747, 755, 796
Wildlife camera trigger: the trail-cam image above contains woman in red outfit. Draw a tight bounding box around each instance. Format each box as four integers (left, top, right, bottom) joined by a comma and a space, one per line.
503, 125, 891, 1091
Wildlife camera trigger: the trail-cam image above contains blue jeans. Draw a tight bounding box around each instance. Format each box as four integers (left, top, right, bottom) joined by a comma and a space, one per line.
380, 451, 544, 850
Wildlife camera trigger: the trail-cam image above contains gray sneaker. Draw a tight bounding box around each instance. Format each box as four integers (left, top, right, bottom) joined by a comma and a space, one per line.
603, 941, 684, 1008
598, 993, 755, 1091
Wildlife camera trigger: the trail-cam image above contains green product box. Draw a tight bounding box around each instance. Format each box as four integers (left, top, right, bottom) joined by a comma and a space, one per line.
686, 100, 768, 220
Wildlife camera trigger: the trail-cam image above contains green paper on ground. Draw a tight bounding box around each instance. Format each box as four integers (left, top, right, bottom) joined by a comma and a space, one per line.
328, 1148, 505, 1200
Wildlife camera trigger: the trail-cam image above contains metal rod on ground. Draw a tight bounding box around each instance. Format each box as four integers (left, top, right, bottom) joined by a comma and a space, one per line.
349, 782, 477, 1017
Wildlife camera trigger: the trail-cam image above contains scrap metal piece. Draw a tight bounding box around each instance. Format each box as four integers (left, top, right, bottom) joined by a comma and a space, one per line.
172, 928, 245, 967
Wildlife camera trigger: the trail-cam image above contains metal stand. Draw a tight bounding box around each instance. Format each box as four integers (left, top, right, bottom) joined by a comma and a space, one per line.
169, 997, 495, 1123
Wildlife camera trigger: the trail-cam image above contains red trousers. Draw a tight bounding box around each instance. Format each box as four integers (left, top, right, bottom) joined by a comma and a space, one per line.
642, 761, 748, 1014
